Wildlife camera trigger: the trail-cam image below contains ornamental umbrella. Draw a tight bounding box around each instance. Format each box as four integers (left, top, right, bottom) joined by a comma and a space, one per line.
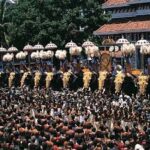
116, 36, 130, 70
65, 40, 77, 48
23, 44, 33, 51
135, 37, 149, 47
33, 43, 44, 51
0, 46, 7, 53
116, 36, 129, 45
8, 46, 18, 53
102, 37, 115, 46
82, 40, 94, 48
45, 42, 57, 50
136, 37, 149, 72
23, 44, 34, 66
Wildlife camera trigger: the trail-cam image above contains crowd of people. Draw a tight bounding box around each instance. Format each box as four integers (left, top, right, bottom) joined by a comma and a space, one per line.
0, 86, 150, 149
0, 62, 149, 149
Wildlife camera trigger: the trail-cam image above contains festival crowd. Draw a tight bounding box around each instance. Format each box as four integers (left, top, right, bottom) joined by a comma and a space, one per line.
0, 85, 150, 149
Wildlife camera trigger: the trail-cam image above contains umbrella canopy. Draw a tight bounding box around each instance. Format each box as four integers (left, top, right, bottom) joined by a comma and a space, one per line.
0, 46, 7, 53
33, 43, 44, 51
8, 46, 18, 53
135, 37, 149, 47
45, 42, 57, 50
65, 40, 77, 48
23, 44, 33, 51
102, 37, 115, 46
82, 40, 94, 48
116, 36, 129, 45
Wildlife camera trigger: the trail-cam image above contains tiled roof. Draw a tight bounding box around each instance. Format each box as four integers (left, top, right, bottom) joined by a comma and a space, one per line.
94, 20, 150, 35
103, 0, 150, 8
104, 0, 128, 6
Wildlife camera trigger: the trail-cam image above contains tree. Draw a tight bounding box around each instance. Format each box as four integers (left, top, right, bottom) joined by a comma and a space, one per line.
0, 0, 13, 47
4, 0, 108, 49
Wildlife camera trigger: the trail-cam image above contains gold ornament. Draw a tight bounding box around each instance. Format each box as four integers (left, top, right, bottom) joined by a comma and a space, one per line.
62, 71, 72, 88
98, 71, 108, 91
34, 71, 41, 88
45, 72, 53, 89
20, 72, 29, 88
8, 72, 15, 88
83, 71, 92, 89
138, 75, 149, 95
114, 71, 125, 93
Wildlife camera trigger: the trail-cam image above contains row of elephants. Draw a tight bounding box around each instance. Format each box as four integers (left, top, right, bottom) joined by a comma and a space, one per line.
0, 71, 149, 96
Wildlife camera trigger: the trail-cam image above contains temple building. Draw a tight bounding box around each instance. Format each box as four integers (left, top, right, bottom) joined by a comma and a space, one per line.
94, 0, 150, 42
93, 0, 150, 73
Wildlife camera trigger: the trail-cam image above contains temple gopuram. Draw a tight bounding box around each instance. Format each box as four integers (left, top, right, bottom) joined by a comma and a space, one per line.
94, 0, 150, 73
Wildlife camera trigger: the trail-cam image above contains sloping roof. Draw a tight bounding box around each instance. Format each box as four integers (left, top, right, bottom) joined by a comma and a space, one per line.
103, 0, 150, 8
103, 0, 129, 8
104, 0, 128, 6
94, 20, 150, 35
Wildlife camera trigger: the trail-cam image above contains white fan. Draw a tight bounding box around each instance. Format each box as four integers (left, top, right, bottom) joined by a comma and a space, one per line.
115, 46, 119, 52
109, 46, 114, 52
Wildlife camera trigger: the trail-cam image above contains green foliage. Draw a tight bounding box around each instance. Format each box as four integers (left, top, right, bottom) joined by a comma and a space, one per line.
0, 0, 11, 47
1, 0, 108, 49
